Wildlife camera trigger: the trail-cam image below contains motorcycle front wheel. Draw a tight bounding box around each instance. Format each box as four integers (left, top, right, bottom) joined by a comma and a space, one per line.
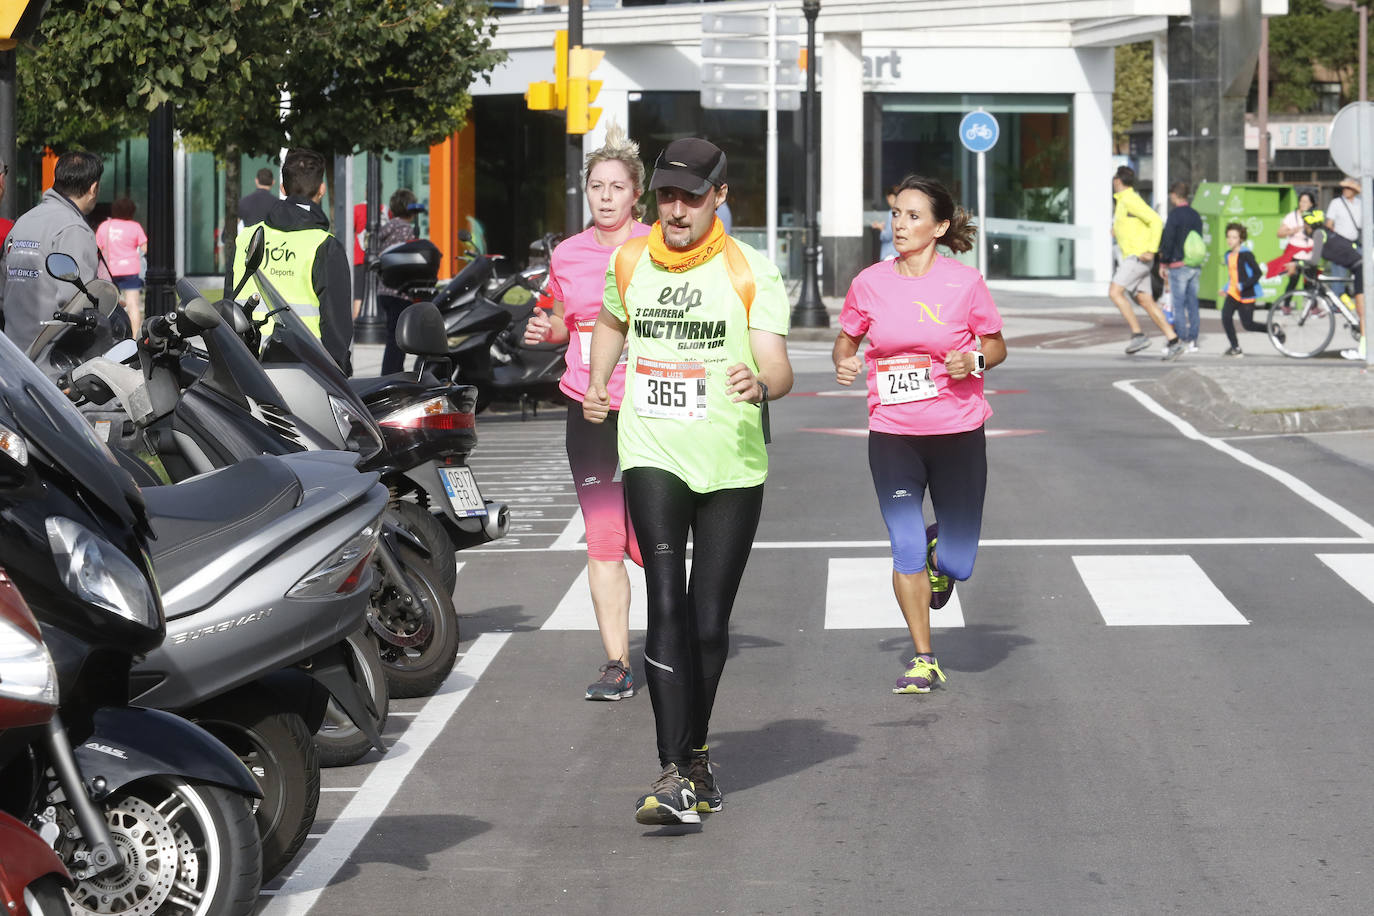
24, 876, 73, 916
62, 777, 260, 916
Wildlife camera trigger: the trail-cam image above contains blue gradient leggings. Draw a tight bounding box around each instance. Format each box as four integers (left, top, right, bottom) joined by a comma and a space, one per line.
867, 427, 987, 579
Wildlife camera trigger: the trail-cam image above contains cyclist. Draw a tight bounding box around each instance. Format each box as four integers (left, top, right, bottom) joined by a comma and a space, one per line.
525, 123, 651, 701
833, 174, 1006, 695
1306, 214, 1366, 360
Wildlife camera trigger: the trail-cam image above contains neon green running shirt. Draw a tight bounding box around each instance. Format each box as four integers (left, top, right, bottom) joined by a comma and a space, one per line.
603, 238, 790, 493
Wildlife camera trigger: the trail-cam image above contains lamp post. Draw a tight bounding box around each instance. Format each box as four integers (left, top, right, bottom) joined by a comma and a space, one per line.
791, 0, 827, 328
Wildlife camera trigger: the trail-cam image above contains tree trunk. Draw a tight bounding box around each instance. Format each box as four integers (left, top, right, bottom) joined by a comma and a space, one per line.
223, 148, 240, 270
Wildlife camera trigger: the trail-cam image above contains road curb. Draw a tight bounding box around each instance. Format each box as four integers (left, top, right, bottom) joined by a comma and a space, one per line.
1143, 367, 1374, 433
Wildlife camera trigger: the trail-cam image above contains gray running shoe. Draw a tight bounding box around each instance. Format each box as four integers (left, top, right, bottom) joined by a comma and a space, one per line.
688, 746, 723, 813
1125, 333, 1150, 354
1162, 338, 1185, 361
585, 660, 634, 701
1223, 346, 1243, 357
635, 764, 700, 825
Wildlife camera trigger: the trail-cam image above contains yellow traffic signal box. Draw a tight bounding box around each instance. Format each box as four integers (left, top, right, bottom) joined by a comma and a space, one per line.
567, 47, 604, 135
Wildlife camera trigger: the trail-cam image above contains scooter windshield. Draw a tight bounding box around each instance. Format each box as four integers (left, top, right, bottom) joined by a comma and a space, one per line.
0, 330, 144, 527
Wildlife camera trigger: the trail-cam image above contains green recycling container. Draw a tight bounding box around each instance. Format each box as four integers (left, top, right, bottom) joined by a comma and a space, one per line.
1191, 182, 1296, 305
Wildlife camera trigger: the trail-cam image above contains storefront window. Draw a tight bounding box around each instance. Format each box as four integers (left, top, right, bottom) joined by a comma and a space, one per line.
868, 93, 1073, 279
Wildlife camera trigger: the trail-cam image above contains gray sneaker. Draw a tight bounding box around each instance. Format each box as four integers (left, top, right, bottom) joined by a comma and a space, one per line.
585, 661, 634, 701
1125, 333, 1150, 354
634, 764, 700, 825
1162, 338, 1185, 361
688, 746, 723, 813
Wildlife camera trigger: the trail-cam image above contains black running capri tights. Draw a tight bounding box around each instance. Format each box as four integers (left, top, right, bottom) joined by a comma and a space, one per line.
624, 467, 764, 769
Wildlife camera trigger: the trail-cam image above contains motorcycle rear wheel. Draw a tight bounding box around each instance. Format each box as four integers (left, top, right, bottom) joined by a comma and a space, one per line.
314, 630, 390, 767
193, 698, 319, 882
370, 544, 460, 699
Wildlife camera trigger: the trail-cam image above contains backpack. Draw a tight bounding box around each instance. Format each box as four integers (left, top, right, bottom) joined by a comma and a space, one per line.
1182, 229, 1207, 267
613, 234, 755, 321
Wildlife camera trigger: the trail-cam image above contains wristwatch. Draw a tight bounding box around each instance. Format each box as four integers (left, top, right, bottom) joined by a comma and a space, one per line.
971, 352, 985, 378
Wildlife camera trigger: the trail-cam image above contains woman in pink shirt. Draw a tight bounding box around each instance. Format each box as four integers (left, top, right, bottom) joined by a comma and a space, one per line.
95, 197, 148, 333
833, 175, 1007, 695
525, 124, 651, 701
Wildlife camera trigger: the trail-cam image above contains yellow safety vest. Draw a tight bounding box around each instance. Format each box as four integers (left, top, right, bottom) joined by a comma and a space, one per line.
231, 223, 332, 341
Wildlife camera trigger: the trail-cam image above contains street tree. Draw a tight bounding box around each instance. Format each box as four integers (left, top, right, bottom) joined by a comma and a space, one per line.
1113, 41, 1152, 154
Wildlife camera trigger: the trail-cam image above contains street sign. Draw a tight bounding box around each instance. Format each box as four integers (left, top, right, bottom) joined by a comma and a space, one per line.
1329, 101, 1374, 177
702, 62, 800, 87
702, 13, 801, 35
959, 110, 1000, 154
702, 37, 800, 63
701, 88, 800, 112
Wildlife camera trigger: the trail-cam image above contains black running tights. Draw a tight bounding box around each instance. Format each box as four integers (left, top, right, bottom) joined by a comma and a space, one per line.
624, 467, 764, 768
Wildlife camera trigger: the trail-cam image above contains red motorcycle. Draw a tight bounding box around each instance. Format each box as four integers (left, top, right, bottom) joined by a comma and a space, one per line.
0, 568, 72, 915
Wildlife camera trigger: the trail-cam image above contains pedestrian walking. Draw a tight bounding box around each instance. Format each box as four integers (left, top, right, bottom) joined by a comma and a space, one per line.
95, 197, 149, 334
1157, 181, 1204, 353
870, 186, 898, 261
376, 188, 419, 375
833, 174, 1006, 696
1325, 177, 1361, 297
1109, 166, 1184, 359
238, 167, 277, 230
0, 151, 102, 359
584, 136, 793, 826
1218, 222, 1266, 357
524, 123, 651, 702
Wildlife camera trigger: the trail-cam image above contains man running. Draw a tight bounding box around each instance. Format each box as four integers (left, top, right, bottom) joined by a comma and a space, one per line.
1109, 166, 1183, 359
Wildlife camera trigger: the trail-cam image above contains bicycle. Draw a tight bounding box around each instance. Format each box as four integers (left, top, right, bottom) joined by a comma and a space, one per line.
1265, 266, 1362, 358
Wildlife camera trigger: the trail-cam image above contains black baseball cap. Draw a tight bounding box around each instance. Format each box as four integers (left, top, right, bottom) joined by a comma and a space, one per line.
648, 138, 727, 195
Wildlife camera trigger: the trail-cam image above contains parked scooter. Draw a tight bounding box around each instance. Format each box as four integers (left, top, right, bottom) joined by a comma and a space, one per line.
0, 571, 72, 916
0, 329, 264, 915
36, 256, 392, 874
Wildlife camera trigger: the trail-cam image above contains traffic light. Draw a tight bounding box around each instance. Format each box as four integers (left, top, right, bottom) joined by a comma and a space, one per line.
567, 47, 604, 135
526, 30, 569, 112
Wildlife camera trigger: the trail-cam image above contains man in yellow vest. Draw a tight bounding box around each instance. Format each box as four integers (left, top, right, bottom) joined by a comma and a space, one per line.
226, 148, 353, 374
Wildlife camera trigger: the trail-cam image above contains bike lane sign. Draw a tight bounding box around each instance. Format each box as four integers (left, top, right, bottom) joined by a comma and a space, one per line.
959, 110, 999, 154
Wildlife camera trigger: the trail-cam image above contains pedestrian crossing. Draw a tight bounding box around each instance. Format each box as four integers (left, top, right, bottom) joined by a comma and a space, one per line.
478, 551, 1374, 631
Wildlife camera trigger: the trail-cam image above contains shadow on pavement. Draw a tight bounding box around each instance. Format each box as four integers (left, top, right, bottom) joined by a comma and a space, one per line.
878, 623, 1032, 675
709, 717, 860, 794
329, 814, 492, 884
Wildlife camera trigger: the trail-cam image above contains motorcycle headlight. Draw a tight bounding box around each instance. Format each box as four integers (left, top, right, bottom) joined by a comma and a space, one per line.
328, 394, 384, 462
0, 572, 58, 709
0, 420, 27, 467
46, 517, 158, 629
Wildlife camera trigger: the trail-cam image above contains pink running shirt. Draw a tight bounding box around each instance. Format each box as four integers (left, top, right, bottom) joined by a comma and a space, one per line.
840, 255, 1003, 436
546, 222, 651, 407
95, 219, 147, 277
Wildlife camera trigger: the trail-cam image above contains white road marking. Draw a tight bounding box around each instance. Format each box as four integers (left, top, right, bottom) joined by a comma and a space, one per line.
1317, 553, 1374, 603
1072, 555, 1249, 626
463, 536, 1373, 554
550, 509, 586, 550
823, 557, 964, 629
1115, 379, 1374, 539
541, 561, 691, 630
258, 632, 510, 915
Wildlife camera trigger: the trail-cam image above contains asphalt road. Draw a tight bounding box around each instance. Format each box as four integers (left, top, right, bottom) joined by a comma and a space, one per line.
257, 338, 1374, 916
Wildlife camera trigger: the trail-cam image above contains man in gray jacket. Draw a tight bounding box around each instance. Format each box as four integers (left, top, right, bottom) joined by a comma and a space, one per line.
0, 151, 103, 353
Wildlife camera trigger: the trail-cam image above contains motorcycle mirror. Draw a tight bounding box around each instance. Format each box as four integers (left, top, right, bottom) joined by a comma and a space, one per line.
230, 226, 267, 300
45, 253, 82, 286
176, 277, 202, 305
395, 302, 449, 357
181, 297, 224, 331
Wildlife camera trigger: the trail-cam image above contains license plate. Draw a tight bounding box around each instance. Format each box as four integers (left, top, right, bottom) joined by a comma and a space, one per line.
439, 466, 487, 517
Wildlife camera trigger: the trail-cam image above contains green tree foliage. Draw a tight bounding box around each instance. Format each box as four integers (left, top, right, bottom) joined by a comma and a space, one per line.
1113, 41, 1153, 152
15, 0, 504, 157
1267, 0, 1362, 112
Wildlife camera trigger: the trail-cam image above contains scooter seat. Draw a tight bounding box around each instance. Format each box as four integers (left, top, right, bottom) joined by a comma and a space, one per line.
346, 373, 412, 399
142, 456, 303, 592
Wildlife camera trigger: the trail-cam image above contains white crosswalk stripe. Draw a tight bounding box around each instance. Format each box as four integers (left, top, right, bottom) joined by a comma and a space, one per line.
541, 560, 689, 630
824, 557, 965, 629
1072, 555, 1250, 626
1316, 553, 1374, 603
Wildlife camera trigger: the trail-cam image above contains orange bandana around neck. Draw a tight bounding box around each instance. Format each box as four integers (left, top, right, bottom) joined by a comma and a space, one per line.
647, 216, 726, 272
